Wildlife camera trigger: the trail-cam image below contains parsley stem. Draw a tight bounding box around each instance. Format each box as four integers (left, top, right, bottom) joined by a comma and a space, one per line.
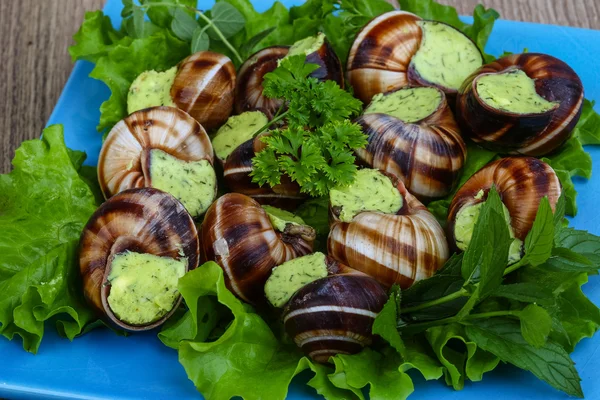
253, 109, 290, 137
400, 288, 469, 314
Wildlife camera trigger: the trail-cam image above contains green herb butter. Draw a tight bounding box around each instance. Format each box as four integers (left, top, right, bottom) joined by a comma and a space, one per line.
365, 87, 442, 123
330, 169, 403, 222
262, 205, 306, 232
149, 149, 217, 218
212, 111, 268, 162
107, 251, 186, 325
454, 198, 523, 263
476, 69, 558, 114
411, 21, 483, 90
285, 32, 325, 59
264, 252, 328, 307
127, 67, 177, 114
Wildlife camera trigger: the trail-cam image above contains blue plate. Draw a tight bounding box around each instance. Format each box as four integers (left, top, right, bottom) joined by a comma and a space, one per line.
2, 1, 600, 399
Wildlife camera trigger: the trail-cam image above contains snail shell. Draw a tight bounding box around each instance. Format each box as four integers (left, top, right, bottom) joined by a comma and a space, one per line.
235, 46, 290, 118
456, 53, 584, 156
328, 172, 449, 289
347, 11, 482, 104
447, 157, 562, 249
171, 51, 236, 130
79, 188, 199, 331
223, 135, 305, 210
283, 274, 387, 363
201, 193, 315, 304
98, 106, 216, 218
305, 35, 345, 88
355, 88, 467, 200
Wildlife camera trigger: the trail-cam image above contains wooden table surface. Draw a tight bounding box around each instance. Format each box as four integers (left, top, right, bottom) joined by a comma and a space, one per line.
1, 0, 599, 173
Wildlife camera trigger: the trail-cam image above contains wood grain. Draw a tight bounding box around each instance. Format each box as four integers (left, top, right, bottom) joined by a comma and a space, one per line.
0, 0, 598, 173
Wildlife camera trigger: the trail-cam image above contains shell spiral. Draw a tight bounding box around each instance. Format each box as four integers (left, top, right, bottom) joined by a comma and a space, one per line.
98, 106, 214, 199
328, 177, 449, 289
355, 91, 466, 200
447, 157, 562, 246
171, 51, 236, 130
79, 188, 199, 330
201, 193, 314, 304
283, 274, 387, 363
235, 46, 290, 118
456, 53, 584, 156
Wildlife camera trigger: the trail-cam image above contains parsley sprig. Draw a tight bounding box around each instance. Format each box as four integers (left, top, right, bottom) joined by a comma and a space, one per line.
250, 55, 365, 197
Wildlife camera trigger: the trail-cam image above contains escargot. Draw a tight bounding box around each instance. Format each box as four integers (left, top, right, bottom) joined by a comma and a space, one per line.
456, 53, 584, 156
355, 86, 467, 200
223, 135, 305, 210
79, 188, 199, 331
328, 168, 449, 289
201, 193, 315, 304
285, 32, 344, 87
347, 11, 483, 104
170, 51, 236, 130
283, 273, 387, 363
98, 106, 217, 218
235, 46, 290, 118
447, 157, 562, 257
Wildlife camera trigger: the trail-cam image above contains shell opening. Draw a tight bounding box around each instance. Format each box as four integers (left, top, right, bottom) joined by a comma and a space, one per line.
475, 69, 559, 115
127, 67, 177, 114
330, 169, 403, 222
106, 251, 186, 325
149, 149, 217, 218
212, 111, 268, 162
264, 252, 328, 308
411, 21, 482, 90
364, 87, 443, 123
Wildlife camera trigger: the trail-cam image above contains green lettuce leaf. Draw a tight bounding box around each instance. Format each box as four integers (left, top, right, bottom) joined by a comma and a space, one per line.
0, 126, 100, 353
69, 10, 129, 63
160, 262, 355, 400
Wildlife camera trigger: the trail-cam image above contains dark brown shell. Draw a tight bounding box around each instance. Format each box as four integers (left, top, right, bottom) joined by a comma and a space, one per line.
79, 188, 199, 331
283, 274, 387, 363
171, 51, 236, 130
447, 157, 562, 249
98, 106, 214, 200
307, 38, 344, 88
355, 89, 467, 200
223, 135, 306, 210
456, 53, 584, 156
200, 193, 315, 304
235, 46, 289, 118
328, 172, 449, 289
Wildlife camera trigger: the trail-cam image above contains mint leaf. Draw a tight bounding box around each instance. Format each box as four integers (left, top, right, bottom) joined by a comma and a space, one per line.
545, 247, 596, 272
491, 283, 554, 306
373, 286, 404, 354
465, 318, 583, 397
171, 8, 199, 41
554, 227, 600, 264
209, 2, 246, 39
553, 192, 567, 234
520, 304, 552, 348
521, 197, 555, 266
191, 26, 210, 52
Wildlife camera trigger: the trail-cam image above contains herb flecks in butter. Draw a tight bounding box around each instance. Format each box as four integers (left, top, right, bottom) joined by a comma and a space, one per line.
107, 251, 186, 325
411, 21, 483, 90
212, 111, 268, 162
127, 67, 177, 114
264, 252, 328, 307
476, 69, 558, 114
330, 169, 403, 222
149, 149, 216, 218
365, 87, 442, 123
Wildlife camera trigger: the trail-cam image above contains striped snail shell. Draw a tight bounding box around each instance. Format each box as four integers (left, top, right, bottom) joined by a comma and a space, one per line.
304, 33, 345, 88
223, 135, 305, 210
171, 51, 236, 130
347, 11, 483, 104
235, 46, 289, 118
200, 193, 315, 304
447, 157, 562, 250
328, 170, 449, 289
98, 106, 216, 218
283, 273, 387, 363
79, 188, 199, 331
355, 87, 467, 200
456, 53, 584, 156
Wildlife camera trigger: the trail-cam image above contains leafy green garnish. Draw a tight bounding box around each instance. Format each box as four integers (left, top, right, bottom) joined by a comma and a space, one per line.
0, 126, 100, 353
251, 55, 365, 196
